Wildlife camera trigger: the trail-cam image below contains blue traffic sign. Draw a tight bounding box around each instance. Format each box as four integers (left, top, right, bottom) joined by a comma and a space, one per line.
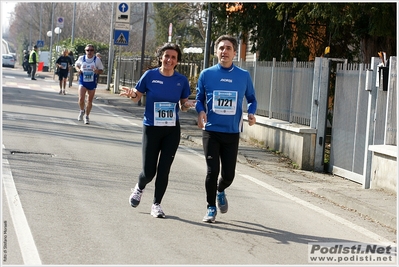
118, 3, 129, 13
36, 40, 44, 48
114, 29, 129, 46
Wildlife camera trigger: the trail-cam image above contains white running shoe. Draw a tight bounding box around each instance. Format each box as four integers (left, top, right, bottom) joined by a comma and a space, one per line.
84, 116, 89, 124
151, 204, 166, 218
78, 110, 85, 121
129, 184, 143, 207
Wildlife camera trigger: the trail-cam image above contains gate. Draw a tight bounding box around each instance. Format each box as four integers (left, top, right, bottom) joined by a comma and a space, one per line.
329, 62, 370, 183
328, 56, 397, 187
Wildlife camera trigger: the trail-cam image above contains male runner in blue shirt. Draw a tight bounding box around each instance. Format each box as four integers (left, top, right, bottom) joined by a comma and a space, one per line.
196, 35, 258, 223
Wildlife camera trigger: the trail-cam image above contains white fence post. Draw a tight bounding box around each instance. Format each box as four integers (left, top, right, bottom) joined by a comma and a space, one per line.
363, 57, 379, 189
268, 58, 276, 119
312, 57, 330, 172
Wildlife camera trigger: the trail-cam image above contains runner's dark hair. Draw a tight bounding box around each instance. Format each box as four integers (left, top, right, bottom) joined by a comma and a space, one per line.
156, 43, 182, 68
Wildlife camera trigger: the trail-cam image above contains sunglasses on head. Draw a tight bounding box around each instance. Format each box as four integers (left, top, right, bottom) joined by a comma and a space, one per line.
86, 49, 94, 52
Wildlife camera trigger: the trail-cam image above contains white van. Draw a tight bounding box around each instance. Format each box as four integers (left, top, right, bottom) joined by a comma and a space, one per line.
39, 51, 50, 71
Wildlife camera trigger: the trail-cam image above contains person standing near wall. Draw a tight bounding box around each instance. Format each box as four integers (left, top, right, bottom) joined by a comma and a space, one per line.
68, 51, 75, 88
23, 50, 30, 73
29, 45, 39, 80
119, 43, 196, 218
195, 35, 258, 223
55, 49, 73, 95
25, 49, 32, 75
74, 44, 104, 124
95, 52, 102, 88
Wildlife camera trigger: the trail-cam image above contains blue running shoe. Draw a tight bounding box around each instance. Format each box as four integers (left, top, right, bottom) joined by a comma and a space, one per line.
202, 206, 217, 223
217, 191, 228, 213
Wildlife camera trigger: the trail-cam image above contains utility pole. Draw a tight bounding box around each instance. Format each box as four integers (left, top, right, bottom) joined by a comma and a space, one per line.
71, 3, 76, 46
140, 3, 148, 76
107, 2, 115, 91
138, 2, 148, 106
39, 3, 42, 43
203, 3, 212, 69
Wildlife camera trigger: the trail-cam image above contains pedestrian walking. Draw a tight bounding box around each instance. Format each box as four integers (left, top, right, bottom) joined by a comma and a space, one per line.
119, 43, 196, 218
55, 49, 73, 95
195, 35, 258, 223
29, 45, 39, 80
23, 50, 30, 73
74, 44, 104, 124
68, 51, 75, 88
95, 52, 102, 88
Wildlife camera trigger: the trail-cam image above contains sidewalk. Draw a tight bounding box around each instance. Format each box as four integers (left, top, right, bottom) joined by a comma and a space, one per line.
44, 72, 397, 231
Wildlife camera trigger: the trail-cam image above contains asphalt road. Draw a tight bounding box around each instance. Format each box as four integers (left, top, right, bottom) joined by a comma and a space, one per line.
2, 66, 397, 265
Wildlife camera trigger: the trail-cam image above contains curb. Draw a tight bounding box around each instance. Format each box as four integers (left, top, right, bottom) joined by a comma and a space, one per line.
313, 188, 397, 230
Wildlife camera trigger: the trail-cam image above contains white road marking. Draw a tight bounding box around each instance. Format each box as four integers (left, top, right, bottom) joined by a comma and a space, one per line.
94, 104, 139, 127
3, 113, 26, 120
2, 145, 42, 265
180, 146, 204, 158
240, 173, 393, 244
50, 118, 78, 125
40, 88, 56, 92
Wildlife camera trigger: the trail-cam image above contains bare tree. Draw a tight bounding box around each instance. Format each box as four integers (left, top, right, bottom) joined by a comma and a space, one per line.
7, 2, 157, 56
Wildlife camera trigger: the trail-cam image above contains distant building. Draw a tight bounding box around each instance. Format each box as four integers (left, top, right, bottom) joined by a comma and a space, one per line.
2, 38, 10, 54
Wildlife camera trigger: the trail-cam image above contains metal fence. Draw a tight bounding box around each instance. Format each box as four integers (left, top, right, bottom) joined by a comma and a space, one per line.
116, 56, 396, 134
114, 56, 397, 183
236, 59, 314, 126
117, 57, 155, 87
116, 56, 210, 89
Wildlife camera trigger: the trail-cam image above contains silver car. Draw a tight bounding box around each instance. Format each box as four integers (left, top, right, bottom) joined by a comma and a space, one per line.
2, 54, 15, 68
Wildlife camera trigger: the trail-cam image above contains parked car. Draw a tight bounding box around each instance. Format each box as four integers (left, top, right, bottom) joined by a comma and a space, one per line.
2, 54, 15, 68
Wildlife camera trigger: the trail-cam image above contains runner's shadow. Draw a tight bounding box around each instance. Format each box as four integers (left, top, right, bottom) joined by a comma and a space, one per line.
166, 216, 364, 245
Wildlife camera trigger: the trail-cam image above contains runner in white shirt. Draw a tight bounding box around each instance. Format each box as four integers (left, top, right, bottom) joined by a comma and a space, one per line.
74, 44, 104, 124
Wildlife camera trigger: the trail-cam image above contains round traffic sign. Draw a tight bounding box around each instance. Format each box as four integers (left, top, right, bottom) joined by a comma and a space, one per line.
118, 3, 129, 13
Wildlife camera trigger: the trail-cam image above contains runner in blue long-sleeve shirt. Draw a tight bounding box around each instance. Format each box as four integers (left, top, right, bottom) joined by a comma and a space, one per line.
195, 35, 258, 223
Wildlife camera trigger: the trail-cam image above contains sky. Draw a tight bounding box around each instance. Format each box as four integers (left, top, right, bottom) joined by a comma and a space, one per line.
2, 1, 16, 34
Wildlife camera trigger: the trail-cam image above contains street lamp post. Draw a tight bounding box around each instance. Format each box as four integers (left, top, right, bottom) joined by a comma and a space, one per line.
54, 27, 62, 56
49, 3, 55, 71
47, 30, 53, 70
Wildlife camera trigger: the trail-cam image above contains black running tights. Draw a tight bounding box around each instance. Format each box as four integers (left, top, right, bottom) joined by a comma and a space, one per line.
137, 123, 181, 204
202, 130, 240, 207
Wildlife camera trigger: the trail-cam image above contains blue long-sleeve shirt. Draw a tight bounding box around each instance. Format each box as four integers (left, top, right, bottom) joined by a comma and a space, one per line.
195, 63, 257, 133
